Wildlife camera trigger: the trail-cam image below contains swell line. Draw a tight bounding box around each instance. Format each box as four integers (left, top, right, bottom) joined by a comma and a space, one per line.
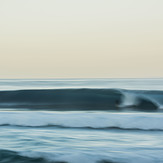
0, 124, 162, 131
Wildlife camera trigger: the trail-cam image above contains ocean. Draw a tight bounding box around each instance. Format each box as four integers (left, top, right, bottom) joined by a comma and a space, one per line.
0, 78, 163, 163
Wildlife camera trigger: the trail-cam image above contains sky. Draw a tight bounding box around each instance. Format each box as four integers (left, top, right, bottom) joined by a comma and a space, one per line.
0, 0, 163, 78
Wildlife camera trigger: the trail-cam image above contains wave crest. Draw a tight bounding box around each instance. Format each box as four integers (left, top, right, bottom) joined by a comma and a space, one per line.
0, 88, 163, 110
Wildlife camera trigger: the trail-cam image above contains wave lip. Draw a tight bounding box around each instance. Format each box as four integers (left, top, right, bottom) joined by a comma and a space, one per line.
118, 89, 163, 110
0, 88, 163, 110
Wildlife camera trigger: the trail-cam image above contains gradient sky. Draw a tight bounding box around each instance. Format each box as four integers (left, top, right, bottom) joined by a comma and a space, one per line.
0, 0, 163, 78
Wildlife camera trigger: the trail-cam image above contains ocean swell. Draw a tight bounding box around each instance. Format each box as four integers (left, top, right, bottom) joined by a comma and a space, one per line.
0, 88, 163, 110
0, 150, 52, 163
0, 149, 117, 163
0, 111, 163, 131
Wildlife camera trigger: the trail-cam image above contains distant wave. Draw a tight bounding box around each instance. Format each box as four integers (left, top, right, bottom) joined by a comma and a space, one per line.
0, 111, 163, 131
0, 88, 163, 110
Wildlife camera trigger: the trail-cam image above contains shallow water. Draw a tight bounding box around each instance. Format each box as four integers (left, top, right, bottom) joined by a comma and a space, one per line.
0, 111, 163, 163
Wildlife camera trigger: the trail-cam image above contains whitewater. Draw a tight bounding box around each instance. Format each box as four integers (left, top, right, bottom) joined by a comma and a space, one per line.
0, 78, 163, 163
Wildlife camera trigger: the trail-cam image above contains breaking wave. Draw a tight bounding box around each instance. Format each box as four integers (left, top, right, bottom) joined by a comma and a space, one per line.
0, 88, 163, 110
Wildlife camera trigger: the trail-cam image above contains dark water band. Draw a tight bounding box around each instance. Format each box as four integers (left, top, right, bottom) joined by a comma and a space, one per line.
0, 89, 162, 110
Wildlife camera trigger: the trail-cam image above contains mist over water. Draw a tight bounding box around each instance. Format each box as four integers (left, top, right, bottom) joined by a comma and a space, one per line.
0, 79, 163, 163
0, 78, 163, 90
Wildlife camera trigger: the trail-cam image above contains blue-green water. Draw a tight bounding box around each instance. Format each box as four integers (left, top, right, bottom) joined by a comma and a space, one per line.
0, 79, 163, 163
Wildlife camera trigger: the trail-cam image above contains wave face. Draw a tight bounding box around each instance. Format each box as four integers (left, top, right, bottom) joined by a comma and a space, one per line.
0, 150, 52, 163
0, 89, 163, 110
0, 111, 163, 130
0, 149, 116, 163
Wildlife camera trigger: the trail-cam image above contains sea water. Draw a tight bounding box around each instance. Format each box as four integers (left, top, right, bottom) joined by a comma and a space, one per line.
0, 78, 163, 163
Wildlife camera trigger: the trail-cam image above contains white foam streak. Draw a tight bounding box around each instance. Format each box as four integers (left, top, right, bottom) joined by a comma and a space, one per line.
119, 90, 163, 109
119, 92, 139, 107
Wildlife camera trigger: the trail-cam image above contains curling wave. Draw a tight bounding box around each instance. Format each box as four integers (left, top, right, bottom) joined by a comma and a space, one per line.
0, 88, 163, 110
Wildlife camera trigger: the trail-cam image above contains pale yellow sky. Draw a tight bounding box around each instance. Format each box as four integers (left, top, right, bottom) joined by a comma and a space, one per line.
0, 0, 163, 78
